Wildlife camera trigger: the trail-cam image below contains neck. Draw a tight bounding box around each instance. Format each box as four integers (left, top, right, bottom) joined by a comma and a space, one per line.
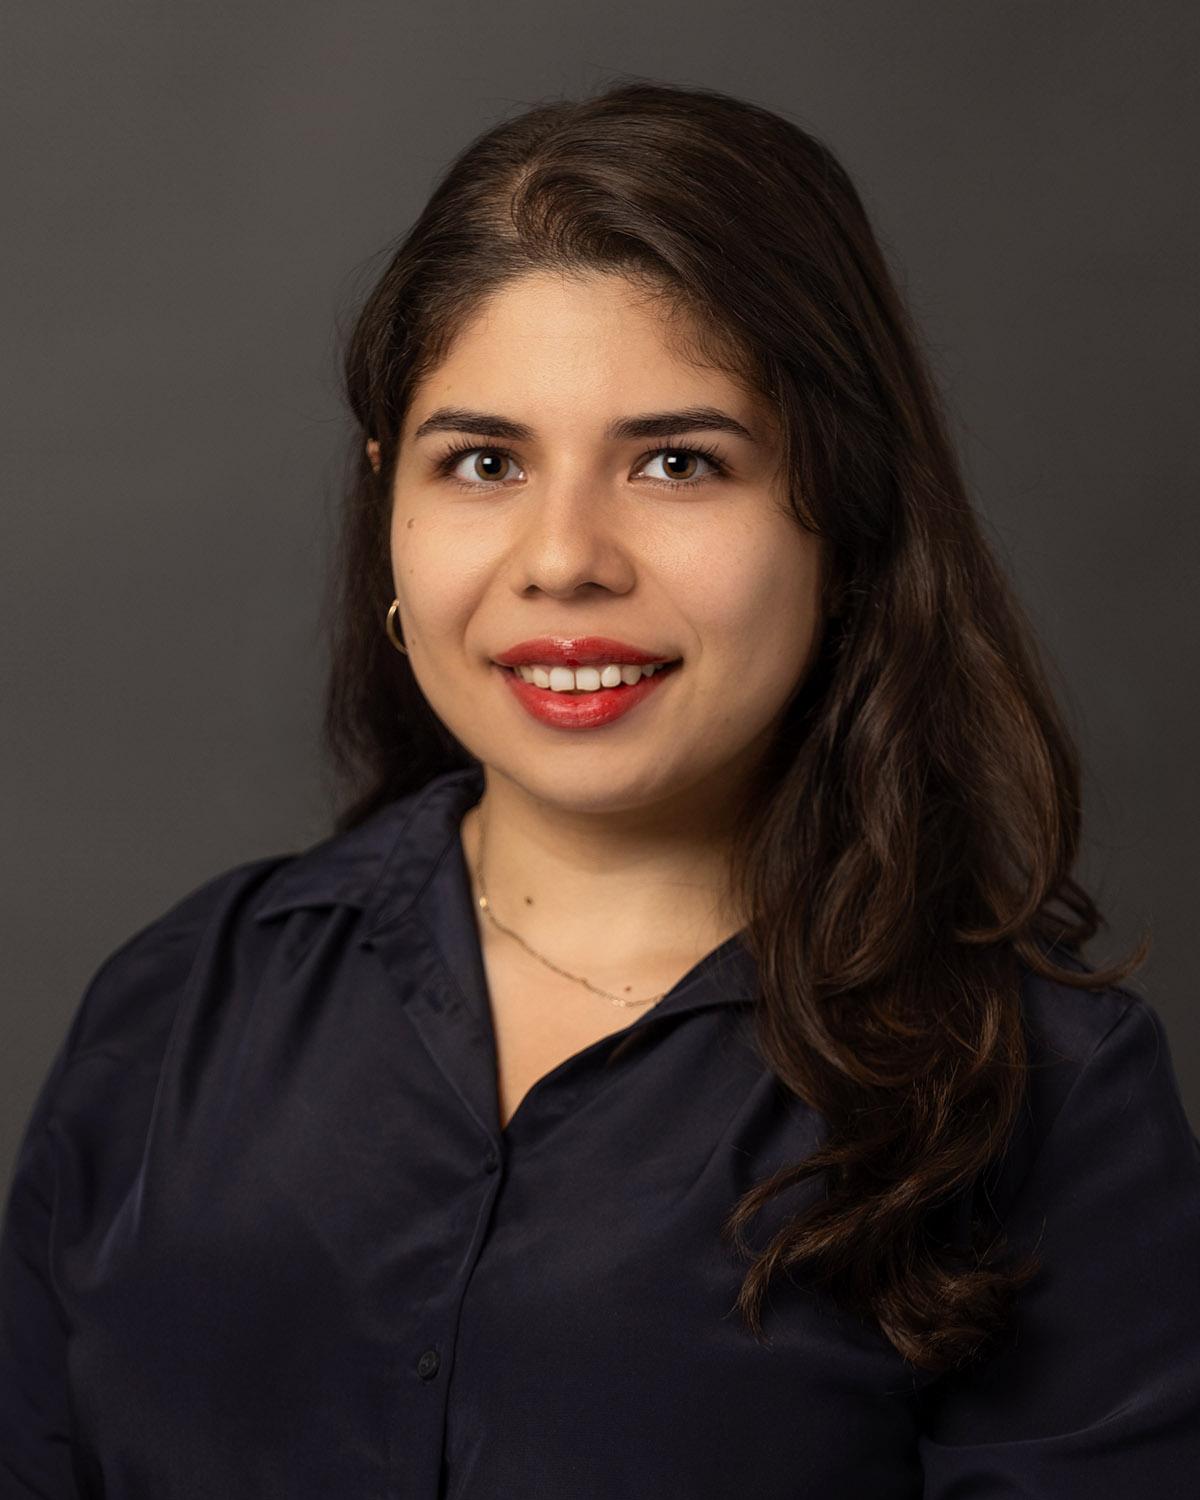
460, 765, 751, 979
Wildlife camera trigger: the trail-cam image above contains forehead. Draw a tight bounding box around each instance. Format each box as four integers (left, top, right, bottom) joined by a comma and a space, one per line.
407, 271, 767, 433
455, 269, 671, 336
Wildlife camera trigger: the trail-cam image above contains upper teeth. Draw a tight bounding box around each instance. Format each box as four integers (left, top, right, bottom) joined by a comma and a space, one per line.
513, 662, 671, 691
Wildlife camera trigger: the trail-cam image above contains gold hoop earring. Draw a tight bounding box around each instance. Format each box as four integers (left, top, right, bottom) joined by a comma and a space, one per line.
385, 599, 408, 656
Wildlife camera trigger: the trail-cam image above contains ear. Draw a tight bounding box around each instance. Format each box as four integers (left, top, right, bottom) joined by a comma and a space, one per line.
366, 438, 381, 476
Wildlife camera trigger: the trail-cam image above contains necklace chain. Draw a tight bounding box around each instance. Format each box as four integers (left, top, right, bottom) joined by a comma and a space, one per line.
473, 808, 664, 1010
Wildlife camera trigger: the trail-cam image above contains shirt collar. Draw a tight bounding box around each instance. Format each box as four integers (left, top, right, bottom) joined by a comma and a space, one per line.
254, 763, 759, 1022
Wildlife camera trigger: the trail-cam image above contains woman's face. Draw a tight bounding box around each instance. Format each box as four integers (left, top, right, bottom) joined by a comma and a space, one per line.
381, 270, 826, 818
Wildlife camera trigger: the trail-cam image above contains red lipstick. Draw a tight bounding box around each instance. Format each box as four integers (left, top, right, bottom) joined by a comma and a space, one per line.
493, 636, 676, 668
490, 636, 683, 730
495, 661, 681, 729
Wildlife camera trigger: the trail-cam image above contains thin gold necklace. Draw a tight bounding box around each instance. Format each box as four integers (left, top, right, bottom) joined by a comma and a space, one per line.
472, 808, 665, 1010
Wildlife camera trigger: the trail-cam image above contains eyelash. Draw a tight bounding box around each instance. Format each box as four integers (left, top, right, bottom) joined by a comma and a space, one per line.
431, 439, 730, 492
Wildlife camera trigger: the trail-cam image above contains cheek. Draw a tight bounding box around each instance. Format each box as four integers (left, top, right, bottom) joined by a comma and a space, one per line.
392, 524, 486, 640
684, 534, 823, 679
388, 508, 412, 574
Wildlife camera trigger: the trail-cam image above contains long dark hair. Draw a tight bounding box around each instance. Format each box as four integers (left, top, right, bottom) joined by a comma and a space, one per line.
323, 78, 1148, 1374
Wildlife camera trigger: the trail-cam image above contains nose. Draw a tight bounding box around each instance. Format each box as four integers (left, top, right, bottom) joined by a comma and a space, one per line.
507, 473, 636, 600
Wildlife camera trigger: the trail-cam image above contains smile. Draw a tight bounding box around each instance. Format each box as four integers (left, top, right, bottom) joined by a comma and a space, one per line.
508, 660, 677, 692
494, 659, 683, 728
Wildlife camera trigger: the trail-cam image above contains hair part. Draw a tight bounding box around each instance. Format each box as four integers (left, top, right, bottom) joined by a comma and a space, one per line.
324, 77, 1149, 1374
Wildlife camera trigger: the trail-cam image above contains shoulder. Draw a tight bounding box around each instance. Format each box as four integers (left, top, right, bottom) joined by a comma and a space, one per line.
2, 854, 287, 1218
982, 948, 1193, 1222
61, 855, 288, 1059
1016, 947, 1145, 1117
921, 959, 1200, 1460
32, 791, 427, 1135
20, 855, 291, 1150
1013, 946, 1182, 1133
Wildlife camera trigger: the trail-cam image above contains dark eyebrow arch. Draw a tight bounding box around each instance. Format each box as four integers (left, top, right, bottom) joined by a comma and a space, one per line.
411, 405, 757, 444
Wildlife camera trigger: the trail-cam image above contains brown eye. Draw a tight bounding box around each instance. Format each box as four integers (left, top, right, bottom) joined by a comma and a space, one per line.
639, 447, 725, 487
662, 452, 699, 480
469, 451, 511, 481
437, 446, 523, 487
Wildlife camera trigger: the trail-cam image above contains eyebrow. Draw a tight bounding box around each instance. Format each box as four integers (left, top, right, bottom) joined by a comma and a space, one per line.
410, 405, 758, 444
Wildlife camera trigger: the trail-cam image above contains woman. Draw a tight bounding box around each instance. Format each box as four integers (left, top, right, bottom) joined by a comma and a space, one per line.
3, 79, 1198, 1497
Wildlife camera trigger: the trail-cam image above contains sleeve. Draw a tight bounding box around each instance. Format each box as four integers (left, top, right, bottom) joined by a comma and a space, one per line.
0, 1022, 83, 1497
918, 996, 1200, 1497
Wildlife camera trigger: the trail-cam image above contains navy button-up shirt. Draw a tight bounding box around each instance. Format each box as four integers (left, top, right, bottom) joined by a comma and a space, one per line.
3, 764, 1200, 1496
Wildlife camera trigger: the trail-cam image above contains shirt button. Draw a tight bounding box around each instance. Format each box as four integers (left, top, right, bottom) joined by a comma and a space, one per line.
484, 1149, 499, 1173
416, 1348, 440, 1381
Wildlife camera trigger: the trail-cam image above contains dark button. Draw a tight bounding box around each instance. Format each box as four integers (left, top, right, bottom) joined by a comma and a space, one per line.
484, 1149, 500, 1173
416, 1348, 440, 1381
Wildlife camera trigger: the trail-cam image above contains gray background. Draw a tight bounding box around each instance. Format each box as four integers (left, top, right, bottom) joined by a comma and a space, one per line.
4, 1, 1198, 1186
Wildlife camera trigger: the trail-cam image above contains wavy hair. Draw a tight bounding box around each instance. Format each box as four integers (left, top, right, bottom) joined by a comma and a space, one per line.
323, 78, 1148, 1374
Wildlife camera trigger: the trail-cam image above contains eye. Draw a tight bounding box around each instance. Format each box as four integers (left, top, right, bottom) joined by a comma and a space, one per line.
431, 440, 729, 491
636, 445, 727, 488
435, 444, 524, 488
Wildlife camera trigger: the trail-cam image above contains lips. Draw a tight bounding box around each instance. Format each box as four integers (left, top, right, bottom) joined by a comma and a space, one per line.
492, 636, 678, 668
495, 657, 681, 730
